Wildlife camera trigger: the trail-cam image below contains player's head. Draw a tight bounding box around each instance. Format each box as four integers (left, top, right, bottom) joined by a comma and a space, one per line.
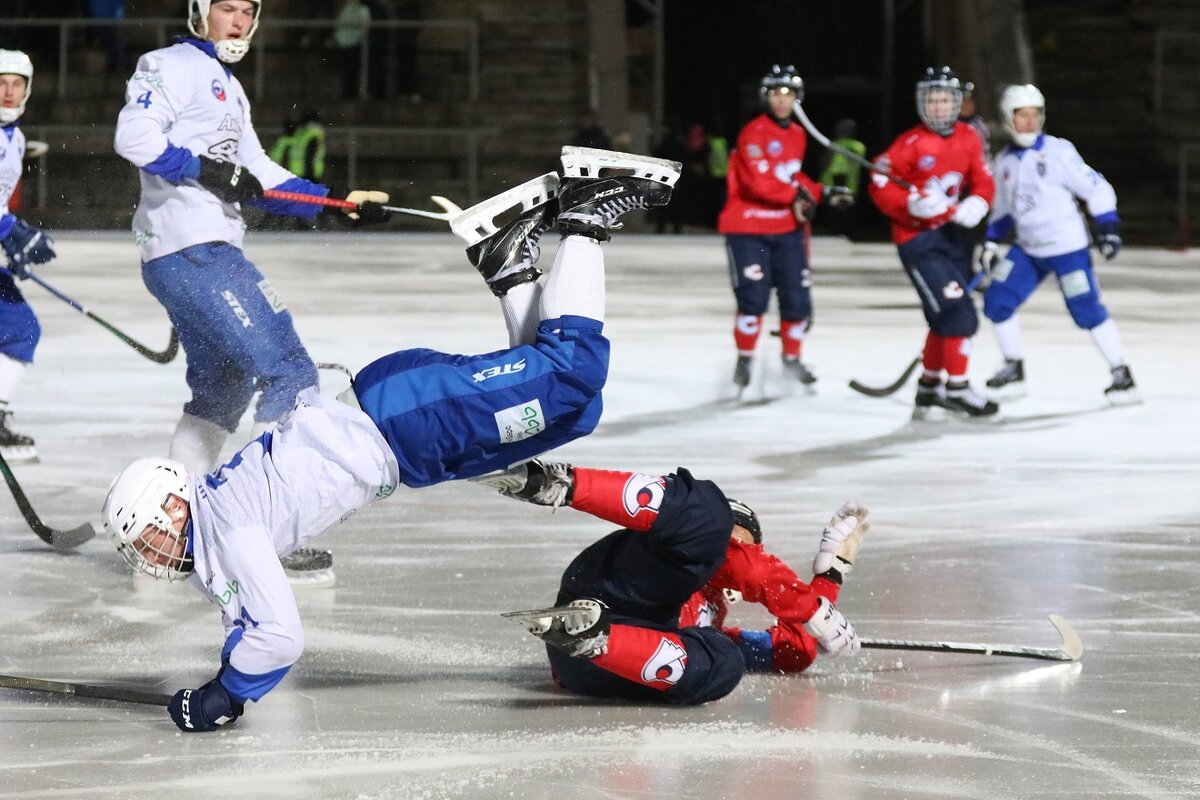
188, 0, 262, 64
727, 498, 762, 544
916, 66, 963, 136
760, 64, 803, 121
103, 457, 194, 581
0, 49, 33, 125
999, 83, 1046, 148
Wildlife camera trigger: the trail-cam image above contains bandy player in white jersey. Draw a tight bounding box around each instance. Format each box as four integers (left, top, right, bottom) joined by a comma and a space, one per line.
978, 84, 1138, 403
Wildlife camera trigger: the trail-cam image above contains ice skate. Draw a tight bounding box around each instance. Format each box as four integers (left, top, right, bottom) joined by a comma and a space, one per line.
781, 356, 817, 393
985, 358, 1026, 400
1104, 364, 1141, 406
911, 381, 949, 422
557, 146, 681, 240
0, 410, 37, 463
502, 598, 611, 658
944, 382, 1001, 420
470, 459, 575, 508
732, 355, 752, 388
280, 547, 335, 588
448, 173, 560, 297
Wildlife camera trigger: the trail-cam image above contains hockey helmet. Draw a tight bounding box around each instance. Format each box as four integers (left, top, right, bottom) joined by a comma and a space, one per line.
760, 64, 804, 103
727, 498, 763, 544
187, 0, 262, 64
0, 50, 33, 125
103, 457, 194, 581
916, 66, 964, 136
999, 83, 1046, 148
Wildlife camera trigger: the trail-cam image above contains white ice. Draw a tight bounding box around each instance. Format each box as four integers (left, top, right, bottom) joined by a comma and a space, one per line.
1, 231, 1198, 799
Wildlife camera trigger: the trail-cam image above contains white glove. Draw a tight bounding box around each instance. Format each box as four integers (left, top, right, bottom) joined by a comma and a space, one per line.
802, 596, 860, 657
974, 241, 1002, 291
952, 195, 989, 228
906, 190, 950, 219
812, 501, 870, 576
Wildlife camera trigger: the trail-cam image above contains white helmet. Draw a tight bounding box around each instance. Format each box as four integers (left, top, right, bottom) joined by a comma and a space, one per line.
103, 457, 194, 581
1000, 84, 1046, 148
187, 0, 262, 64
0, 49, 33, 125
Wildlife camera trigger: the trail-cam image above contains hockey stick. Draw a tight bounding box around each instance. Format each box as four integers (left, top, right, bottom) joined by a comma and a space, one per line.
791, 99, 915, 192
0, 450, 95, 551
849, 355, 922, 398
0, 673, 170, 706
261, 189, 463, 221
16, 271, 179, 364
862, 615, 1083, 662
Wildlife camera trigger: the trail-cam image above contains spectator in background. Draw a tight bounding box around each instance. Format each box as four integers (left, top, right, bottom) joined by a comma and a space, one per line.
333, 0, 371, 100
571, 109, 613, 151
818, 119, 866, 238
87, 0, 125, 73
959, 82, 992, 160
705, 123, 729, 224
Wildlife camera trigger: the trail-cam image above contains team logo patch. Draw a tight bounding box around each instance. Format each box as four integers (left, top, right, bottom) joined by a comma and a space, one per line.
622, 474, 665, 516
918, 155, 936, 171
211, 80, 226, 101
735, 314, 760, 335
767, 140, 783, 156
942, 280, 964, 300
641, 637, 687, 685
1037, 160, 1047, 176
741, 263, 764, 281
473, 357, 526, 383
746, 144, 763, 159
494, 398, 545, 444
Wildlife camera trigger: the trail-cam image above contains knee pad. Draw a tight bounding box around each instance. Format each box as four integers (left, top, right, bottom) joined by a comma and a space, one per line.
933, 297, 979, 338
735, 281, 770, 316
982, 283, 1021, 323
777, 285, 813, 321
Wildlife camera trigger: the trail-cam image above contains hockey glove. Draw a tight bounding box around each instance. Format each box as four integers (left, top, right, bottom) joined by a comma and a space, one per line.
975, 241, 1002, 291
906, 190, 950, 220
168, 674, 244, 733
951, 194, 989, 228
328, 188, 391, 227
196, 156, 263, 204
792, 185, 817, 223
2, 218, 55, 278
1097, 221, 1122, 261
812, 501, 870, 577
802, 596, 860, 657
823, 184, 855, 209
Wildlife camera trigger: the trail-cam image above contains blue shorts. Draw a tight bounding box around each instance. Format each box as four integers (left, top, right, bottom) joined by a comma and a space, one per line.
0, 271, 39, 363
725, 230, 812, 320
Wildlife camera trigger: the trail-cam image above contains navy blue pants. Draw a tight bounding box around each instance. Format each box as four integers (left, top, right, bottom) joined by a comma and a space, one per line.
897, 226, 979, 337
726, 230, 812, 320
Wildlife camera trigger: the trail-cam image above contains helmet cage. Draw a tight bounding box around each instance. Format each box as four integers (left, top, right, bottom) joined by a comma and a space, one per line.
0, 49, 33, 125
727, 498, 763, 544
999, 83, 1046, 148
104, 458, 194, 581
916, 66, 963, 135
187, 0, 262, 64
759, 64, 804, 104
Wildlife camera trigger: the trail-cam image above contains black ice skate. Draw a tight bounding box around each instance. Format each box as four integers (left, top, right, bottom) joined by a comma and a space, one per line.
781, 356, 818, 392
944, 382, 1001, 420
557, 146, 681, 240
733, 356, 752, 388
448, 173, 560, 297
0, 410, 37, 463
502, 598, 611, 659
986, 358, 1026, 399
1104, 364, 1141, 406
911, 380, 950, 421
280, 547, 335, 587
470, 459, 575, 508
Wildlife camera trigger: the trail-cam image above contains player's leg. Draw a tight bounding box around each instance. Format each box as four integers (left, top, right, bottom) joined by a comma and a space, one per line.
726, 234, 771, 387
0, 274, 39, 460
773, 227, 817, 386
982, 245, 1044, 392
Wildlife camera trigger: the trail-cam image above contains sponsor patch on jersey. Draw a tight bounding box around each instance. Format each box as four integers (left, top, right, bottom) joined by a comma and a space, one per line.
767, 140, 783, 156
211, 79, 226, 101
918, 155, 936, 171
641, 637, 687, 685
494, 398, 545, 444
756, 160, 769, 173
746, 144, 763, 159
621, 473, 666, 517
1037, 160, 1047, 176
472, 358, 526, 383
1060, 269, 1091, 298
257, 279, 285, 313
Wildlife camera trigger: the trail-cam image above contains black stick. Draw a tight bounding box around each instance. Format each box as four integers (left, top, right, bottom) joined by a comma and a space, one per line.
0, 673, 171, 706
0, 451, 95, 551
862, 615, 1083, 662
849, 356, 922, 398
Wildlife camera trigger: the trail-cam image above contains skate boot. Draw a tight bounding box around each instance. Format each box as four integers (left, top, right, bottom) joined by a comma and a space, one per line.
470, 459, 575, 508
557, 146, 682, 240
448, 173, 560, 297
812, 501, 870, 584
781, 356, 818, 388
502, 598, 611, 658
944, 381, 1001, 419
732, 355, 752, 388
1104, 364, 1141, 406
0, 409, 37, 462
280, 547, 335, 587
912, 379, 949, 421
986, 358, 1025, 399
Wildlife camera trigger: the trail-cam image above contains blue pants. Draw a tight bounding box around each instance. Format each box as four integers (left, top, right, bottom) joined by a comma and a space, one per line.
983, 246, 1109, 329
354, 315, 609, 488
0, 272, 39, 363
547, 469, 746, 705
897, 226, 978, 337
143, 242, 318, 431
726, 230, 812, 320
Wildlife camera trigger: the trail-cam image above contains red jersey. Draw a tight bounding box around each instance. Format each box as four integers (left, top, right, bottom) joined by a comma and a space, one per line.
868, 121, 995, 245
717, 114, 824, 235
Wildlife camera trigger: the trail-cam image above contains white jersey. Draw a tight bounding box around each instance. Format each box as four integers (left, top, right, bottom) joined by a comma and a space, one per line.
989, 134, 1117, 258
0, 124, 26, 213
114, 40, 296, 262
186, 389, 400, 686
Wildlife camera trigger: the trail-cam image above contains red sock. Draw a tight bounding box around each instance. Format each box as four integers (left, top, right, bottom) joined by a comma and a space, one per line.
922, 330, 944, 373
572, 468, 665, 532
942, 336, 970, 382
591, 624, 689, 691
733, 314, 761, 357
779, 319, 807, 359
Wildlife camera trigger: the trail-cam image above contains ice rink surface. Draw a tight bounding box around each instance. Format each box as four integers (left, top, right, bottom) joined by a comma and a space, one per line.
1, 230, 1198, 799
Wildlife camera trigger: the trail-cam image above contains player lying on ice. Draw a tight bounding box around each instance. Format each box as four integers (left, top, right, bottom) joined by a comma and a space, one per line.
485, 460, 868, 703
99, 147, 682, 732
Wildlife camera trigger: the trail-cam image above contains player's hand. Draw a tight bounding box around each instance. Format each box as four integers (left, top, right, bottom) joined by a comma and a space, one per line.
792, 185, 817, 223
802, 596, 860, 657
812, 501, 870, 576
951, 195, 989, 228
196, 156, 263, 204
2, 218, 55, 277
1097, 221, 1122, 261
906, 190, 950, 220
168, 675, 244, 733
823, 184, 855, 209
328, 188, 391, 227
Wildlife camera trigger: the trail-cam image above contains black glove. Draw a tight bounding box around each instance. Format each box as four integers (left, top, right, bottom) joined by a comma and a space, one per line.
2, 218, 55, 278
1096, 221, 1121, 261
325, 186, 392, 227
168, 674, 244, 733
792, 185, 816, 223
196, 156, 263, 204
823, 184, 855, 209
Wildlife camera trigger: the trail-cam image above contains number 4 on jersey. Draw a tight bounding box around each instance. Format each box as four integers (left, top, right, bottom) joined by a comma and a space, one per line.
136, 91, 153, 108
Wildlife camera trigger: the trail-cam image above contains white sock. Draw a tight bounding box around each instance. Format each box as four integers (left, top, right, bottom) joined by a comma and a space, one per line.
0, 354, 28, 404
169, 413, 228, 475
540, 234, 605, 323
1088, 318, 1125, 368
992, 316, 1022, 361
500, 280, 543, 346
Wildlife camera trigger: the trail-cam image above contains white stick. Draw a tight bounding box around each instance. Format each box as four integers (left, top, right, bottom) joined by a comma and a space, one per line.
791, 99, 915, 191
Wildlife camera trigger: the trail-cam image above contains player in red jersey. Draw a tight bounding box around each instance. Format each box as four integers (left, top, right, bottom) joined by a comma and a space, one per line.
868, 66, 999, 419
482, 459, 868, 703
717, 65, 849, 392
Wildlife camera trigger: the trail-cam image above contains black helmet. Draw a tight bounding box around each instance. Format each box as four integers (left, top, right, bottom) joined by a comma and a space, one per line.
760, 64, 804, 103
915, 66, 964, 136
727, 498, 763, 544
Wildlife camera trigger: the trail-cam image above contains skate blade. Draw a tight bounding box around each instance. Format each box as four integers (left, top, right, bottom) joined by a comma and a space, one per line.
502, 603, 599, 634
986, 384, 1027, 402
449, 173, 560, 247
560, 146, 682, 187
0, 445, 38, 463
286, 568, 336, 588
468, 464, 529, 493
1106, 388, 1142, 406
911, 406, 947, 422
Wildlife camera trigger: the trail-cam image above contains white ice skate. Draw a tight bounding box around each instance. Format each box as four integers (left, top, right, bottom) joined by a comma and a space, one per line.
560, 146, 682, 188
502, 598, 610, 658
448, 173, 560, 248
